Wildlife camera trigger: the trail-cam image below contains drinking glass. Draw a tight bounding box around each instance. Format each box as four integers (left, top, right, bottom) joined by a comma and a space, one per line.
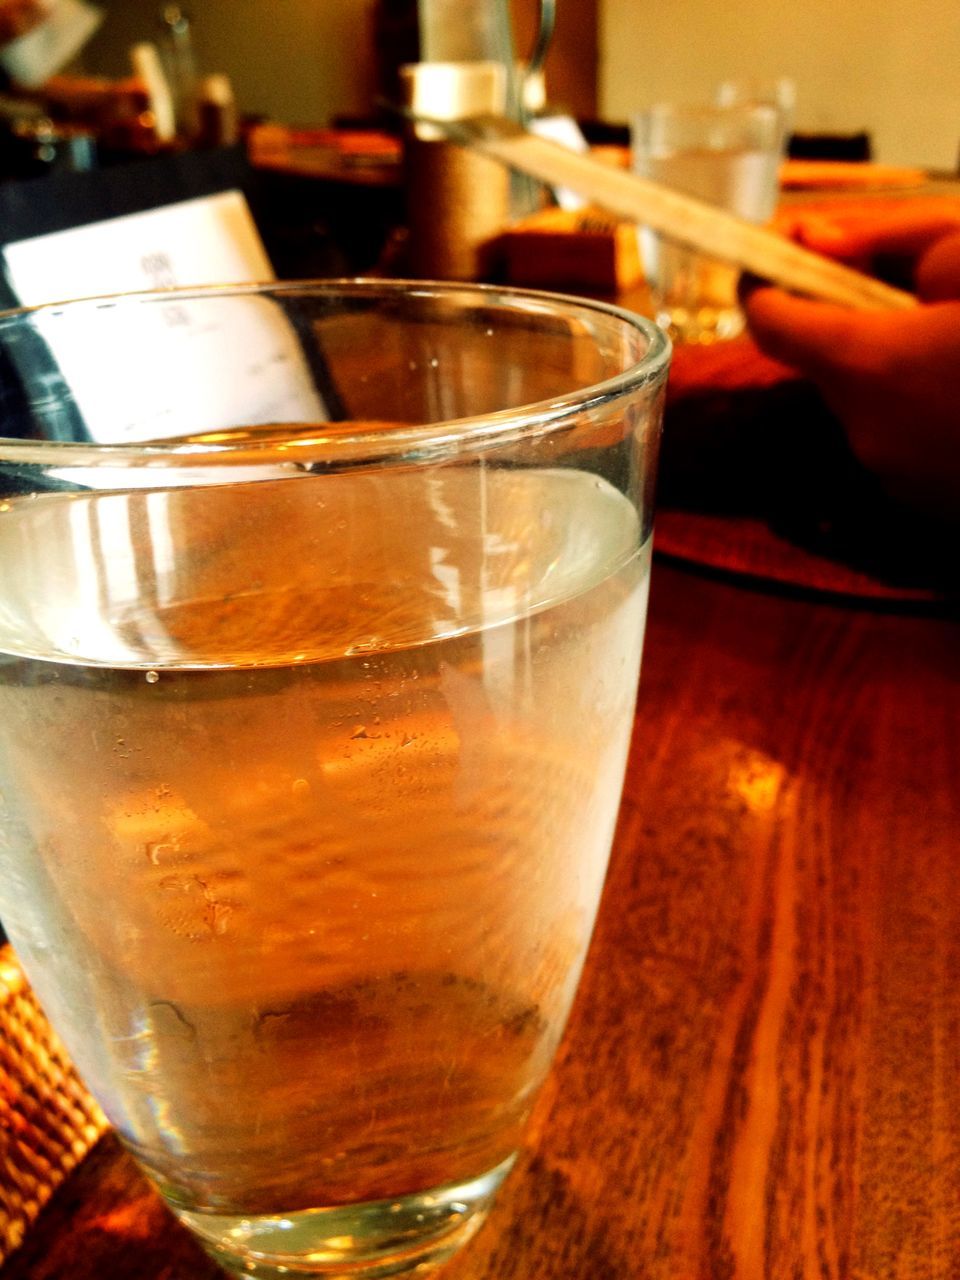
0, 281, 669, 1278
715, 76, 797, 153
632, 102, 781, 343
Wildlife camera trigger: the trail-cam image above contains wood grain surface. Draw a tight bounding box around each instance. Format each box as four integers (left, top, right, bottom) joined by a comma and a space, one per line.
4, 559, 959, 1280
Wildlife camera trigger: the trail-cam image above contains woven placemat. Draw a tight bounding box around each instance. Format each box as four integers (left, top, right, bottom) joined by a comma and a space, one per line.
0, 946, 107, 1266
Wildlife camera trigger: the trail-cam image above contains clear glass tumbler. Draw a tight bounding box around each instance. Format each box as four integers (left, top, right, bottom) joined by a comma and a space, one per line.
632, 102, 782, 344
0, 281, 669, 1278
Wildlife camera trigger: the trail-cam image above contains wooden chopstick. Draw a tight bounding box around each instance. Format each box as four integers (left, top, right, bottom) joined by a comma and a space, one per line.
430, 115, 918, 312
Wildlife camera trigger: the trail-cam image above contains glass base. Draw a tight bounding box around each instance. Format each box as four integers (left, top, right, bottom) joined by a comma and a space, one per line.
654, 303, 746, 345
172, 1156, 515, 1278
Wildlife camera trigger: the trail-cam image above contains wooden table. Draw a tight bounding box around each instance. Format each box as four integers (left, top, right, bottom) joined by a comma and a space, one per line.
4, 547, 958, 1279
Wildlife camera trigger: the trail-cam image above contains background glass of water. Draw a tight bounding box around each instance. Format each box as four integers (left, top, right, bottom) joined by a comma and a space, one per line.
715, 76, 797, 154
632, 102, 782, 344
0, 281, 669, 1278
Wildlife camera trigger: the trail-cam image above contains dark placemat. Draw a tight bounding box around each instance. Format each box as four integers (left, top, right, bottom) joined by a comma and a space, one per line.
653, 511, 948, 606
657, 338, 957, 605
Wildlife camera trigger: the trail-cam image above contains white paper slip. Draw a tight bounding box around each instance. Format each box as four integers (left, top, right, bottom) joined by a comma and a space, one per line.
29, 292, 328, 447
528, 114, 589, 211
2, 190, 275, 307
2, 192, 328, 453
0, 0, 104, 89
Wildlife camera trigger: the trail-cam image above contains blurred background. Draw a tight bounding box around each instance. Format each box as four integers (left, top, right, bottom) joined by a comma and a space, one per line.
70, 0, 959, 170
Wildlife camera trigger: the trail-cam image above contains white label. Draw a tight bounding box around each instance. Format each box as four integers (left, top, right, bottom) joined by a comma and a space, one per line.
0, 0, 103, 88
3, 193, 326, 446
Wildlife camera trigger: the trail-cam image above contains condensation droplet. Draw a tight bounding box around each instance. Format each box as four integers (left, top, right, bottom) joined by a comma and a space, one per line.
145, 836, 179, 866
346, 641, 379, 657
145, 670, 159, 684
292, 778, 310, 797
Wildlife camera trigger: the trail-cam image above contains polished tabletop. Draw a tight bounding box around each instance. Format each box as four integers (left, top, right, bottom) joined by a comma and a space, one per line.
4, 537, 958, 1278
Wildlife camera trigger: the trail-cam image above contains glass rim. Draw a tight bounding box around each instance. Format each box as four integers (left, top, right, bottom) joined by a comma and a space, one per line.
636, 101, 780, 122
0, 278, 671, 471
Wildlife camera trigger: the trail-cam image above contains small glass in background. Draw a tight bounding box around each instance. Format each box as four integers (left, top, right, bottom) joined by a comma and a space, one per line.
631, 102, 782, 344
715, 76, 797, 154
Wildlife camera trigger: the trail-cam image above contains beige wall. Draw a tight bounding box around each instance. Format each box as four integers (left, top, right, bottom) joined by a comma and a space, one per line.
600, 0, 960, 169
85, 0, 593, 124
189, 0, 378, 124
85, 1, 960, 168
85, 0, 378, 125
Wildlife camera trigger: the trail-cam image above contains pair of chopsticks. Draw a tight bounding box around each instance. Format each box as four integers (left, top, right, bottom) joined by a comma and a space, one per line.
417, 114, 917, 312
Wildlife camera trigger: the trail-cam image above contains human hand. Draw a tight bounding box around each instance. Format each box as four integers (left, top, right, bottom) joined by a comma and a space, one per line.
773, 203, 960, 296
743, 210, 960, 519
0, 0, 46, 46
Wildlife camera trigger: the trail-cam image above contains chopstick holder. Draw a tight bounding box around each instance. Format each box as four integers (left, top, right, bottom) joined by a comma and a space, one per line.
424, 115, 917, 312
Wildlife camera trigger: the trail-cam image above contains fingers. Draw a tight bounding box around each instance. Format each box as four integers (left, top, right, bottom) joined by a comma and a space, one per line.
836, 210, 960, 264
740, 284, 861, 376
740, 285, 960, 519
915, 232, 960, 301
774, 205, 960, 272
774, 211, 861, 260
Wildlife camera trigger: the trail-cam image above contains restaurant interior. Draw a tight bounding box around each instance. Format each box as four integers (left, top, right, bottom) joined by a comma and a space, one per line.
0, 1, 958, 1278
